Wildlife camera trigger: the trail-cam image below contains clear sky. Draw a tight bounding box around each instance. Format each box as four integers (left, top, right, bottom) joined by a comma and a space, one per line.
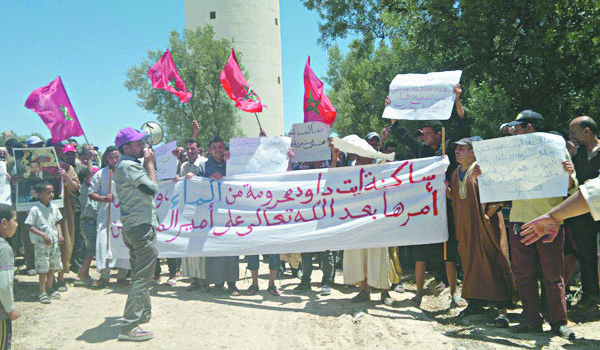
0, 1, 349, 150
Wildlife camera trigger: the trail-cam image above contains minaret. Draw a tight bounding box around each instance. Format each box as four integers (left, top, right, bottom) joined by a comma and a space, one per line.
185, 0, 284, 137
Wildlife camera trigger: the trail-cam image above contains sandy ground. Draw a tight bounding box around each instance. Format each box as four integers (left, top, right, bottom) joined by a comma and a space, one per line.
11, 260, 600, 350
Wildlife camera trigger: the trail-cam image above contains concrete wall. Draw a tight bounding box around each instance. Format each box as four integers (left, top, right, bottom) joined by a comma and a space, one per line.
185, 0, 284, 138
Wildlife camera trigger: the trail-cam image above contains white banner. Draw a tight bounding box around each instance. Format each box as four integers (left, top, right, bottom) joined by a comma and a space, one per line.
227, 137, 291, 176
473, 133, 569, 203
290, 122, 331, 162
382, 70, 462, 120
154, 141, 178, 180
107, 156, 450, 258
0, 161, 10, 205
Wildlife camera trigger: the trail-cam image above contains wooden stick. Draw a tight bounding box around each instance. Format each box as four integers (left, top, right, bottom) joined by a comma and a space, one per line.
105, 169, 113, 274
441, 127, 446, 156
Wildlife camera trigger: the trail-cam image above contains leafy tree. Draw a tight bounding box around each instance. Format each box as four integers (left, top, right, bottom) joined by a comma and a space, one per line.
304, 0, 600, 138
1, 130, 45, 146
125, 26, 242, 147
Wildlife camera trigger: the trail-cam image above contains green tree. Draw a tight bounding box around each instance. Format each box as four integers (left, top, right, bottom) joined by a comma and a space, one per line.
125, 26, 242, 147
305, 0, 600, 138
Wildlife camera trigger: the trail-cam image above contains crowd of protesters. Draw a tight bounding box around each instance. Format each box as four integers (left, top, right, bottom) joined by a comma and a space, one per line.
1, 85, 599, 343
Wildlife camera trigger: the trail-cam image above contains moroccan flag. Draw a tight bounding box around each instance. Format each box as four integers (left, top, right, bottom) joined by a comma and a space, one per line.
24, 76, 85, 143
148, 50, 192, 103
304, 57, 336, 126
220, 48, 264, 113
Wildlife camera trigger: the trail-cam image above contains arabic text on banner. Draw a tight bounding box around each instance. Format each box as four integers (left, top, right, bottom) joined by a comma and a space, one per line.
382, 70, 462, 120
106, 156, 450, 258
473, 133, 569, 203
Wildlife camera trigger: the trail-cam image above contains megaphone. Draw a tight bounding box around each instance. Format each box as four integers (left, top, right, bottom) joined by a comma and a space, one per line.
140, 121, 164, 146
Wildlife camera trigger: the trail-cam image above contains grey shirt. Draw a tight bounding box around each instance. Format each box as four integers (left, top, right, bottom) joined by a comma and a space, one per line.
25, 202, 63, 244
0, 238, 14, 320
114, 155, 158, 229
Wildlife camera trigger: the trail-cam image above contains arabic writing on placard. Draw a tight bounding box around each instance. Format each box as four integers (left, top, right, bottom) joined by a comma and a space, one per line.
290, 122, 331, 162
107, 156, 450, 259
473, 133, 569, 203
382, 70, 462, 120
154, 141, 178, 180
227, 137, 291, 176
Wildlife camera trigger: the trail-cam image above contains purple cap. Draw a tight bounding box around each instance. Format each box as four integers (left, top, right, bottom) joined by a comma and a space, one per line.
115, 127, 147, 147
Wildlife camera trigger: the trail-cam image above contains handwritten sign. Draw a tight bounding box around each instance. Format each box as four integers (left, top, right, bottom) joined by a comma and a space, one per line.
473, 133, 569, 203
154, 141, 178, 180
0, 161, 10, 205
227, 137, 291, 176
13, 147, 63, 211
290, 122, 331, 162
382, 70, 462, 120
106, 156, 449, 258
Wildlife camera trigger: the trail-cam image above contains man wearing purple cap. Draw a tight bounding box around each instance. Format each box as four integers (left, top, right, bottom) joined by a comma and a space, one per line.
113, 127, 158, 342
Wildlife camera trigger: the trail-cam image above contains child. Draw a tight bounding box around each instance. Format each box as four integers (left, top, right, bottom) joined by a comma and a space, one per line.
0, 203, 21, 349
25, 182, 64, 304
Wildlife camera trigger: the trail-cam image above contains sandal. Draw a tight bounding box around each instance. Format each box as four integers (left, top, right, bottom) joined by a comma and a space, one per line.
458, 305, 484, 318
451, 294, 468, 308
494, 314, 510, 328
394, 283, 405, 293
411, 294, 423, 307
39, 293, 51, 304
434, 282, 445, 296
267, 285, 281, 296
92, 279, 109, 288
229, 287, 241, 296
166, 278, 177, 286
49, 290, 61, 299
351, 290, 371, 303
245, 284, 259, 296
117, 326, 154, 342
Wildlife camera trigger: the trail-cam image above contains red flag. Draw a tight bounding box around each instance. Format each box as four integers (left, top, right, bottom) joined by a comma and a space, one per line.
148, 50, 192, 103
304, 57, 336, 126
25, 76, 85, 142
220, 48, 265, 113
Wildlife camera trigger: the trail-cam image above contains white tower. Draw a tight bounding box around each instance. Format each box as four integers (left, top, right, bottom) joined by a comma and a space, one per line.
185, 0, 284, 138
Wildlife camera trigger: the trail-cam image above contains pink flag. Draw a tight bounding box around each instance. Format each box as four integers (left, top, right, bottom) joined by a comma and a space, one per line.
25, 76, 85, 143
304, 57, 336, 126
148, 50, 192, 103
220, 48, 265, 113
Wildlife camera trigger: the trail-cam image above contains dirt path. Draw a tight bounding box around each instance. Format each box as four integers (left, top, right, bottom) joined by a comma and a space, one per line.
12, 262, 600, 349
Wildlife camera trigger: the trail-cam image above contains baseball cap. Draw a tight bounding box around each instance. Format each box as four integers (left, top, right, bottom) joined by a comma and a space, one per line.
506, 110, 544, 127
454, 136, 483, 147
115, 127, 147, 147
62, 144, 77, 154
366, 132, 380, 140
26, 136, 43, 146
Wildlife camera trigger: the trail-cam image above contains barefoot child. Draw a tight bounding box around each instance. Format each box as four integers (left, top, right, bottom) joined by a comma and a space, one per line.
25, 182, 64, 304
0, 203, 21, 348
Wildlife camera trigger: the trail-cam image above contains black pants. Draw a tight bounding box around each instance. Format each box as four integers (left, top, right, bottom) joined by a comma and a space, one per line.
566, 214, 600, 301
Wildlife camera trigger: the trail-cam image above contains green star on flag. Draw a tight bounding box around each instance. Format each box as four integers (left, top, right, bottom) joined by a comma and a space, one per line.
243, 86, 258, 102
167, 78, 178, 90
59, 105, 73, 121
304, 92, 320, 113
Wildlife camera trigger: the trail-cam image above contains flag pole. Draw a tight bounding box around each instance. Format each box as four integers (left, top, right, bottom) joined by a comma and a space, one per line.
442, 126, 447, 261
254, 113, 264, 132
105, 169, 113, 276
